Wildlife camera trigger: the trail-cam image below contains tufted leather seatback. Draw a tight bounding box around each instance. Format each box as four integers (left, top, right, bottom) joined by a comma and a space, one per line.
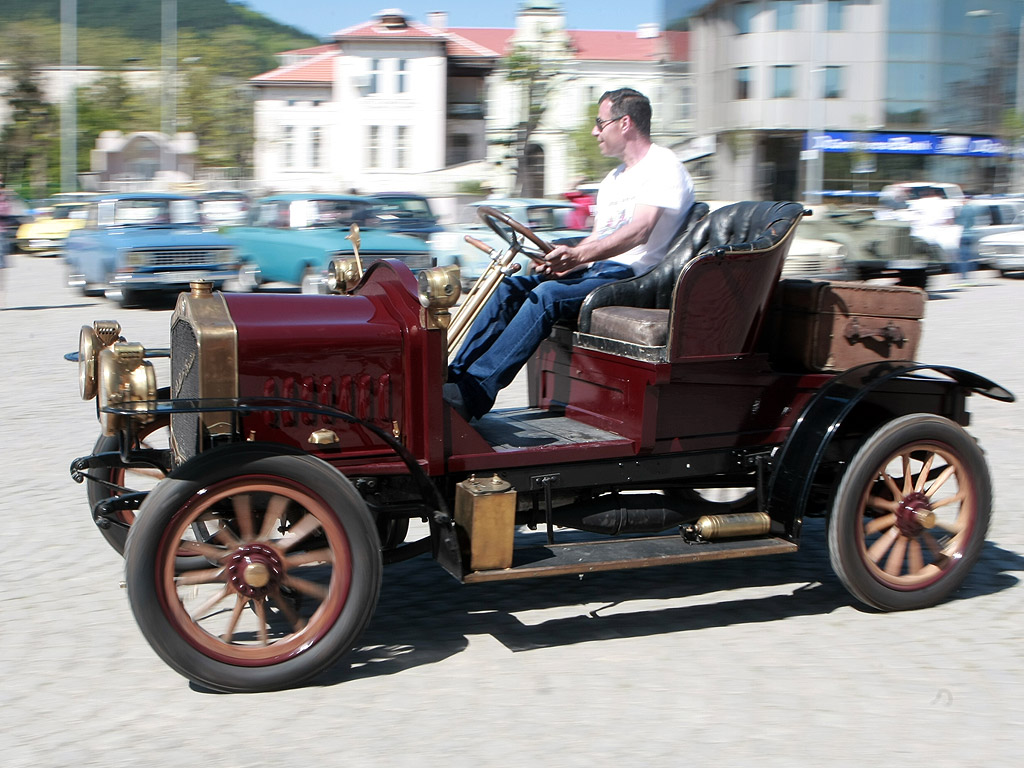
578, 201, 802, 333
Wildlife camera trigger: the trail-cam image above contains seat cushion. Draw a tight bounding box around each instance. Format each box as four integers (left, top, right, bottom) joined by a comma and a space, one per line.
588, 306, 670, 347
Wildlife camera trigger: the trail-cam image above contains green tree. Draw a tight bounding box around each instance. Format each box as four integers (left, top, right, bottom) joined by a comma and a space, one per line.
502, 31, 570, 196
570, 102, 619, 183
0, 56, 59, 196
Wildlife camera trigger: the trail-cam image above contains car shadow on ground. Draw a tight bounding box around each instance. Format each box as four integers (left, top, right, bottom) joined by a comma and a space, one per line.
306, 518, 1023, 689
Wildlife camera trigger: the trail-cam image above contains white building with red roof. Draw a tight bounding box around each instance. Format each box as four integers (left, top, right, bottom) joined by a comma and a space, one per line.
250, 3, 692, 200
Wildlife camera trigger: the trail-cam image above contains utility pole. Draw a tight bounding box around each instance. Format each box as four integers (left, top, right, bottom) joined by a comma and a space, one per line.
60, 0, 77, 192
161, 0, 177, 179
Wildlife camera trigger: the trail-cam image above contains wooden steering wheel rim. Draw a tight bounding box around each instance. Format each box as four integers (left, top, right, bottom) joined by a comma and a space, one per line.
476, 205, 555, 260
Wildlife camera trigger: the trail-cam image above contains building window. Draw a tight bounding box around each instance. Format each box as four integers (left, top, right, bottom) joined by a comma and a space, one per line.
396, 126, 409, 168
775, 0, 797, 31
396, 59, 408, 94
735, 1, 756, 34
735, 67, 752, 100
772, 65, 795, 98
367, 125, 380, 168
310, 126, 322, 168
827, 0, 847, 32
282, 126, 294, 167
824, 66, 843, 99
368, 59, 381, 94
677, 84, 693, 121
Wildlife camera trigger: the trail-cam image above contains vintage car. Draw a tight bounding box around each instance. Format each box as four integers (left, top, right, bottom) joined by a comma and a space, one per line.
70, 200, 1013, 693
224, 193, 432, 291
976, 226, 1024, 275
953, 198, 1024, 271
15, 200, 92, 254
198, 190, 250, 227
798, 206, 938, 287
64, 193, 239, 307
430, 198, 587, 290
372, 192, 446, 240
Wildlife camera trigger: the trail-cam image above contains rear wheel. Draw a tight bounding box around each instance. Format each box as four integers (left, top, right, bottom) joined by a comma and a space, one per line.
828, 414, 990, 611
125, 448, 381, 693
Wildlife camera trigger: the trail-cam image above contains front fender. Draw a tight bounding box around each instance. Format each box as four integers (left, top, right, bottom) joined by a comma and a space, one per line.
766, 361, 1013, 538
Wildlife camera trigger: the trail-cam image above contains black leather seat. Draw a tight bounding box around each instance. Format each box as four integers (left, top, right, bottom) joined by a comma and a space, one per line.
576, 201, 806, 361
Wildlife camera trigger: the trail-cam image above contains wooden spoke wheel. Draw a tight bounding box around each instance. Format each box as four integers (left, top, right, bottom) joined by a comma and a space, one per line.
828, 414, 991, 611
125, 447, 381, 693
88, 418, 171, 555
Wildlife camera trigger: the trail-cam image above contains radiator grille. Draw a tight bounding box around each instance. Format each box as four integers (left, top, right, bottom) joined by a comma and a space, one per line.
170, 318, 200, 462
130, 247, 236, 267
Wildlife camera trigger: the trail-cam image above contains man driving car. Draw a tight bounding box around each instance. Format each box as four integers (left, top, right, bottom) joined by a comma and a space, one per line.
444, 87, 695, 420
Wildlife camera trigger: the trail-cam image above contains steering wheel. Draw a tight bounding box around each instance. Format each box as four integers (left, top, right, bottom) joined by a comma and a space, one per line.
473, 206, 555, 264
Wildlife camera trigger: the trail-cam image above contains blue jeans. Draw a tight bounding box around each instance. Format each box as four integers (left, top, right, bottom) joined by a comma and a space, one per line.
449, 261, 634, 417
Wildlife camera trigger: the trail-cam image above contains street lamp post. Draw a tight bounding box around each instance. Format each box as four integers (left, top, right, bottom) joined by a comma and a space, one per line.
60, 0, 77, 192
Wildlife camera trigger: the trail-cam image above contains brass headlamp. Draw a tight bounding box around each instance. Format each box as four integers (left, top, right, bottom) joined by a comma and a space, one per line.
96, 341, 158, 436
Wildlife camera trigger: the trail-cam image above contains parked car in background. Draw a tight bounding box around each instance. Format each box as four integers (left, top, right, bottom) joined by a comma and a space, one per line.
16, 200, 92, 255
878, 182, 965, 211
953, 198, 1024, 271
798, 206, 937, 287
372, 192, 445, 239
65, 193, 239, 307
198, 190, 250, 227
431, 198, 587, 290
976, 227, 1024, 276
224, 193, 432, 292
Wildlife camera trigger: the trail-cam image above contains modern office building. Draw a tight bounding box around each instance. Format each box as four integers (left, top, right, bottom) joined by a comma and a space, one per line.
666, 0, 1024, 200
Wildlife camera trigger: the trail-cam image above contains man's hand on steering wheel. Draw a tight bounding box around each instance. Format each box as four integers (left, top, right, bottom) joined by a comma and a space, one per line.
535, 244, 588, 276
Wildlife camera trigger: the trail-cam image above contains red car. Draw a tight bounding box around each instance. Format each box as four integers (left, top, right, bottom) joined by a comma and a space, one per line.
71, 200, 1012, 693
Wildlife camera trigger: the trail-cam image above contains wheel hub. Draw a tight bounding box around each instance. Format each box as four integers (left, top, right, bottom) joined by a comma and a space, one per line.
226, 544, 284, 597
896, 491, 936, 537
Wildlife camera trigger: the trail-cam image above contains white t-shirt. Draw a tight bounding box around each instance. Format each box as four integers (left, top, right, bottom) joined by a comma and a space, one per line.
591, 143, 695, 274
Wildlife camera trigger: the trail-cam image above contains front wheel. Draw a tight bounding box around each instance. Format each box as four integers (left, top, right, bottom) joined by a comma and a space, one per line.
125, 448, 382, 693
828, 414, 991, 611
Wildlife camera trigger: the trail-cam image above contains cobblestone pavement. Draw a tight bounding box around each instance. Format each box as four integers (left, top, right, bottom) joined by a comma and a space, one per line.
2, 253, 1022, 767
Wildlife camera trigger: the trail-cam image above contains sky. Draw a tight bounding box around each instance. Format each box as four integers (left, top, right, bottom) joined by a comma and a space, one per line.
241, 1, 664, 38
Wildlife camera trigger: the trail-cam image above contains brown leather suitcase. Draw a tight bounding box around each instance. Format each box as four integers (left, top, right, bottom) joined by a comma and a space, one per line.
770, 280, 926, 371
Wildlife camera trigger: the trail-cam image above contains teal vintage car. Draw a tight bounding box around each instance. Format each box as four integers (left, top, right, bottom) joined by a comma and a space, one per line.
224, 194, 432, 292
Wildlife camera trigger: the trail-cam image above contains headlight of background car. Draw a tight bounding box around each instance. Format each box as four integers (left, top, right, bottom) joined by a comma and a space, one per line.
125, 249, 148, 266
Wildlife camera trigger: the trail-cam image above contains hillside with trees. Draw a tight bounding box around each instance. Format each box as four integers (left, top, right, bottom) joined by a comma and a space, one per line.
0, 0, 319, 196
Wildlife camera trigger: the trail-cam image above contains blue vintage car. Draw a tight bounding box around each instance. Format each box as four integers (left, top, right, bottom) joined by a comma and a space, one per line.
224, 194, 432, 292
372, 192, 446, 240
65, 193, 239, 307
429, 198, 586, 291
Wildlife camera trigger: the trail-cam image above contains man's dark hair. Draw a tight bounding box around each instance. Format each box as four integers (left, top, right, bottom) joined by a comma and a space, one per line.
599, 88, 652, 138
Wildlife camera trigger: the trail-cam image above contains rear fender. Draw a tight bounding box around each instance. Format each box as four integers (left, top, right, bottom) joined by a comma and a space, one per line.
766, 362, 1013, 538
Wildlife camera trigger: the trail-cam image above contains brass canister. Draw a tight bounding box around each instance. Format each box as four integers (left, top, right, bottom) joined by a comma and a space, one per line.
693, 512, 771, 540
454, 475, 517, 571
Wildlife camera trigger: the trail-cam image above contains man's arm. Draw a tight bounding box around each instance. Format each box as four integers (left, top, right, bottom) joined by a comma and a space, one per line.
538, 203, 665, 276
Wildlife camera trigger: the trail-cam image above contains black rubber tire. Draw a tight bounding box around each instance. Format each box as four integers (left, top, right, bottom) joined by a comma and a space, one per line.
87, 418, 171, 555
897, 268, 929, 290
828, 414, 991, 611
125, 446, 382, 693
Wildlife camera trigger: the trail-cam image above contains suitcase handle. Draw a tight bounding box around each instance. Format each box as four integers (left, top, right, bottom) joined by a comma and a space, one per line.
843, 317, 906, 345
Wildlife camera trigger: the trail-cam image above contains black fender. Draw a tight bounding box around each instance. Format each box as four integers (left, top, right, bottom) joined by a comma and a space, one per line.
766, 361, 1013, 538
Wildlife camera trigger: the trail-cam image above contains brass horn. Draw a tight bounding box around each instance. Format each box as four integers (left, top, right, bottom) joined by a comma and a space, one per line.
346, 222, 363, 280
447, 206, 554, 358
446, 235, 523, 355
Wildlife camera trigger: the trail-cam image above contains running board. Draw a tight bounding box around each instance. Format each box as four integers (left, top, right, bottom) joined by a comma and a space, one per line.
462, 534, 797, 583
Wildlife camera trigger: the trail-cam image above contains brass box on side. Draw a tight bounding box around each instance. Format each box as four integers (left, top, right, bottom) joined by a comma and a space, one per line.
454, 475, 517, 571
